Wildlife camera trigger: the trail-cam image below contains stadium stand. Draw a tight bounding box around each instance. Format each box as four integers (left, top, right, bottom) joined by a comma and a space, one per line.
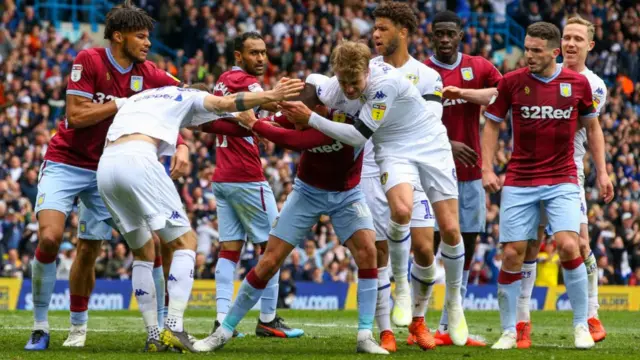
0, 0, 639, 295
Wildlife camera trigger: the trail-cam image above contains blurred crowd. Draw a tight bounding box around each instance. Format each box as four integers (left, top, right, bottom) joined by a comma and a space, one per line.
1, 0, 639, 290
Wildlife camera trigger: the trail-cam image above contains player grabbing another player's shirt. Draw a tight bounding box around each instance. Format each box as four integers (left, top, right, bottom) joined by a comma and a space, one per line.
194, 75, 389, 355
203, 31, 303, 339
281, 41, 470, 347
96, 81, 303, 352
424, 10, 502, 347
25, 1, 184, 351
515, 16, 612, 349
482, 22, 612, 350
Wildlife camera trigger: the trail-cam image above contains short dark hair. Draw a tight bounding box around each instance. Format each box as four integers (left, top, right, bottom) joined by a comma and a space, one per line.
432, 10, 462, 28
189, 83, 210, 92
103, 0, 154, 40
526, 21, 561, 48
373, 2, 418, 35
234, 32, 264, 52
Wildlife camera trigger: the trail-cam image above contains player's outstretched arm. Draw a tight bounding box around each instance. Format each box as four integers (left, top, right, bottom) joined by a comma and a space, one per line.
66, 95, 126, 129
582, 116, 614, 203
203, 78, 304, 113
200, 120, 253, 137
251, 120, 335, 152
442, 86, 498, 106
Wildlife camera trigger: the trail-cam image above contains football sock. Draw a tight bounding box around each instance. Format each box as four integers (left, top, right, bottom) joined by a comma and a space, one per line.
69, 295, 89, 326
585, 252, 599, 318
165, 250, 195, 332
222, 269, 267, 339
386, 220, 411, 295
358, 269, 378, 331
411, 260, 435, 318
562, 257, 588, 327
375, 266, 392, 333
497, 269, 522, 333
516, 261, 537, 323
260, 269, 280, 324
215, 250, 240, 324
133, 260, 159, 340
152, 256, 165, 329
32, 247, 57, 333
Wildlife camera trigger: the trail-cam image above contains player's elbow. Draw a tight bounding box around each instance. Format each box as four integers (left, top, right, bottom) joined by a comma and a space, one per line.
65, 109, 85, 129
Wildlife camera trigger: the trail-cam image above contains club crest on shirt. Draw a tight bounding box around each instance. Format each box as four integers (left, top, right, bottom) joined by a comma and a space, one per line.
71, 64, 82, 82
37, 193, 45, 206
79, 221, 86, 234
332, 111, 346, 123
560, 83, 571, 97
131, 76, 144, 92
406, 73, 419, 85
461, 67, 474, 81
371, 103, 387, 121
380, 172, 388, 185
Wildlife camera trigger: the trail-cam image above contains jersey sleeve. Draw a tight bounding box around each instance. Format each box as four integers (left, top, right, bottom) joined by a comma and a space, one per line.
421, 67, 444, 101
483, 77, 511, 123
592, 81, 607, 115
482, 59, 503, 87
67, 50, 97, 100
357, 79, 399, 135
146, 61, 182, 87
578, 77, 597, 119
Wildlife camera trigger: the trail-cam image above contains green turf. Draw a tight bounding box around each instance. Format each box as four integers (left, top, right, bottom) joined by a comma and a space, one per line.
1, 310, 639, 359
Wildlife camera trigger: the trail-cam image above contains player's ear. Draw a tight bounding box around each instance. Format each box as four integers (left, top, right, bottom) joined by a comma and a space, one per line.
588, 40, 595, 52
552, 47, 561, 57
112, 31, 124, 44
458, 29, 464, 41
233, 50, 242, 64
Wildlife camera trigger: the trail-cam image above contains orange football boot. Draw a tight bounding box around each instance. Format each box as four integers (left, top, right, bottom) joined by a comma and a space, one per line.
407, 317, 436, 350
434, 330, 486, 347
516, 321, 532, 349
380, 330, 397, 352
588, 317, 606, 343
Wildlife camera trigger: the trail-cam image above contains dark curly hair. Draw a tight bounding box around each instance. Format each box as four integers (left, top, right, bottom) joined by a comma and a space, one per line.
372, 2, 418, 36
103, 0, 155, 40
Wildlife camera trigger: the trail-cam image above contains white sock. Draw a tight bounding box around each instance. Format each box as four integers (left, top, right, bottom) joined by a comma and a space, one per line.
386, 220, 411, 295
217, 312, 226, 324
33, 321, 50, 333
375, 266, 392, 333
133, 260, 159, 340
411, 260, 435, 318
165, 249, 196, 332
357, 328, 373, 339
585, 252, 599, 318
516, 261, 537, 323
440, 239, 465, 304
259, 312, 276, 323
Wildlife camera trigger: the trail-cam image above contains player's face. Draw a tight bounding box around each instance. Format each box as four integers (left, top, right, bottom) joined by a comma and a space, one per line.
373, 17, 402, 57
432, 22, 462, 60
237, 38, 267, 76
336, 71, 368, 100
121, 29, 151, 63
524, 35, 559, 75
562, 24, 593, 68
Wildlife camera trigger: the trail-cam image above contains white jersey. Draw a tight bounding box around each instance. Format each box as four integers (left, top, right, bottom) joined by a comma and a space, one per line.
361, 56, 444, 178
574, 68, 607, 178
318, 60, 446, 165
107, 86, 231, 157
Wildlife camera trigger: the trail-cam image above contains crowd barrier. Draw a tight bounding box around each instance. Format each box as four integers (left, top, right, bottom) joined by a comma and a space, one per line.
1, 278, 639, 311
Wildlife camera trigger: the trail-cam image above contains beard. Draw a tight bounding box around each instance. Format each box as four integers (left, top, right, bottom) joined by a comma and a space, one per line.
123, 39, 144, 63
383, 36, 400, 57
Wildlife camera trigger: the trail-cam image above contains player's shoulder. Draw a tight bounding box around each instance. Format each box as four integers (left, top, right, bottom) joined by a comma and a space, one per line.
559, 67, 587, 83
75, 47, 105, 66
220, 68, 259, 87
582, 68, 607, 92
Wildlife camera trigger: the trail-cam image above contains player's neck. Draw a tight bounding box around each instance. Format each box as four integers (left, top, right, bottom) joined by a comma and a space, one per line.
538, 64, 558, 78
109, 45, 134, 70
434, 51, 458, 66
563, 61, 586, 73
384, 47, 410, 68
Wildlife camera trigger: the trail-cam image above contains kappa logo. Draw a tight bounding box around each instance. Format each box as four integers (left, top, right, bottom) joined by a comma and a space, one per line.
452, 168, 457, 181
134, 289, 149, 297
169, 211, 181, 220
373, 91, 386, 100
168, 274, 178, 281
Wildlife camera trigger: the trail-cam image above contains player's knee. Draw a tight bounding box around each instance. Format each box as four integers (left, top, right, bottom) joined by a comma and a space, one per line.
502, 244, 524, 264
557, 237, 579, 259
257, 254, 280, 279
38, 226, 63, 255
354, 241, 377, 268
438, 221, 461, 243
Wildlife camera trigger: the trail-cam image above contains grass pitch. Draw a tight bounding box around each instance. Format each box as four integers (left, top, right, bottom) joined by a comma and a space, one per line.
1, 310, 639, 359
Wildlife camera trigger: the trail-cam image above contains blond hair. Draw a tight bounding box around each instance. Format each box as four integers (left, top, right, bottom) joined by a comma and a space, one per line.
330, 41, 371, 80
565, 16, 595, 41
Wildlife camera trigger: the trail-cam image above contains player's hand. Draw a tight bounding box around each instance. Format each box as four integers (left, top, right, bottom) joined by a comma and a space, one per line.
271, 77, 305, 101
598, 173, 614, 203
442, 86, 465, 100
235, 110, 258, 129
482, 169, 501, 193
451, 141, 478, 167
170, 144, 190, 180
280, 101, 312, 125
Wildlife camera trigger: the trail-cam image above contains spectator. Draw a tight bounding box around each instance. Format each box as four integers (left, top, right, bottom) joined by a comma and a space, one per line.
56, 242, 75, 280
536, 241, 561, 287
278, 268, 296, 309
106, 243, 130, 280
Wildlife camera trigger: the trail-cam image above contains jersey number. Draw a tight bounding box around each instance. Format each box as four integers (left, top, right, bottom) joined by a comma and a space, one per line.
353, 202, 372, 219
216, 135, 228, 148
421, 200, 434, 220
94, 92, 115, 104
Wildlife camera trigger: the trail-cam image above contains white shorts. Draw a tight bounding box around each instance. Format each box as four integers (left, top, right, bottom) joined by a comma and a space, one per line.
377, 131, 458, 204
361, 176, 435, 241
97, 141, 190, 249
540, 174, 587, 227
